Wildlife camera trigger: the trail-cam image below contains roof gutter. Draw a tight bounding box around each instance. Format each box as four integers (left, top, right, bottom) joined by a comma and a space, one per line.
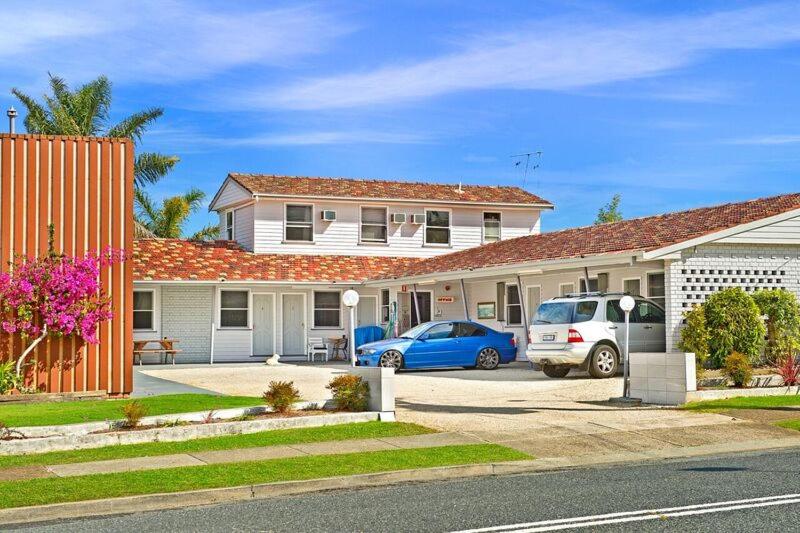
134, 279, 368, 286
250, 193, 554, 210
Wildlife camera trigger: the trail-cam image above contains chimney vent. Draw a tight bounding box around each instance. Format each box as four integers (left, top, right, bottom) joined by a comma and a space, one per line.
6, 107, 17, 134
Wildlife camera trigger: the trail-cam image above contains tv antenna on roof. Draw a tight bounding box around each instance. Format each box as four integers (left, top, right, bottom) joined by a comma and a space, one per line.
511, 151, 542, 190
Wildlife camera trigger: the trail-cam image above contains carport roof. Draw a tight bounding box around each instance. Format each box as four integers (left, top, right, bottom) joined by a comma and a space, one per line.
390, 192, 800, 279
133, 239, 420, 283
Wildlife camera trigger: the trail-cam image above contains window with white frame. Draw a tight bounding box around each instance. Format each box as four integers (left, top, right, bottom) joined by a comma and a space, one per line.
560, 283, 575, 297
623, 278, 641, 296
224, 211, 234, 240
360, 207, 388, 243
313, 291, 341, 328
220, 290, 248, 328
285, 204, 313, 242
133, 290, 154, 330
579, 278, 599, 293
425, 209, 450, 245
483, 212, 501, 242
647, 272, 666, 308
506, 285, 522, 325
380, 289, 390, 323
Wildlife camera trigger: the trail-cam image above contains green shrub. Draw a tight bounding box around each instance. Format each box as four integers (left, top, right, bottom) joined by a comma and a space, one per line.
703, 288, 765, 367
678, 305, 709, 375
262, 381, 301, 414
753, 289, 800, 365
327, 374, 369, 412
121, 400, 148, 428
723, 352, 753, 388
0, 361, 22, 395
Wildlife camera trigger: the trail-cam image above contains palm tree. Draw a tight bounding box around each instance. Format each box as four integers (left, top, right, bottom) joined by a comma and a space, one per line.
12, 74, 180, 238
135, 188, 218, 240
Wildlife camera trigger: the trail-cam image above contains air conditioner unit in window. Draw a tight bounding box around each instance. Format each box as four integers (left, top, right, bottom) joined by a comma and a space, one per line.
411, 213, 426, 225
391, 213, 407, 224
321, 210, 337, 222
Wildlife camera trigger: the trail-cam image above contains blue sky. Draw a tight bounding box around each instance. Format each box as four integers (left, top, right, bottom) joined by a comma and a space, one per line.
2, 0, 800, 234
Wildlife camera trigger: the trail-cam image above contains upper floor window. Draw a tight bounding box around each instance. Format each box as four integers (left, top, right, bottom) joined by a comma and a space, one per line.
425, 209, 450, 245
225, 211, 234, 240
133, 290, 154, 330
360, 207, 388, 243
483, 212, 501, 243
285, 204, 313, 242
220, 290, 249, 328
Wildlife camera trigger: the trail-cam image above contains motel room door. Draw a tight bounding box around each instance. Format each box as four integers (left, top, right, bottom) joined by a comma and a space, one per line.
252, 294, 275, 356
282, 294, 306, 356
357, 296, 378, 326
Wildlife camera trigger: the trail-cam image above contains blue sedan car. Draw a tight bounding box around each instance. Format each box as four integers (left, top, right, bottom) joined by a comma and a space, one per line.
356, 321, 517, 370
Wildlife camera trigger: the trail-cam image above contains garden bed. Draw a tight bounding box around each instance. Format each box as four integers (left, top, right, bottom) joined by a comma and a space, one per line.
685, 385, 800, 403
0, 391, 107, 404
0, 410, 381, 456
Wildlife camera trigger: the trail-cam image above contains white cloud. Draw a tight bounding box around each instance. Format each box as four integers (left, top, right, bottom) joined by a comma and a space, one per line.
0, 1, 349, 84
724, 134, 800, 145
254, 2, 800, 110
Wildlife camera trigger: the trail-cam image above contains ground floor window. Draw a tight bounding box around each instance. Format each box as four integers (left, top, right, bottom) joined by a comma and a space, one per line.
381, 289, 390, 323
579, 278, 599, 293
559, 283, 574, 297
623, 278, 641, 296
133, 290, 154, 330
220, 290, 249, 328
647, 272, 666, 308
506, 285, 522, 325
314, 291, 341, 328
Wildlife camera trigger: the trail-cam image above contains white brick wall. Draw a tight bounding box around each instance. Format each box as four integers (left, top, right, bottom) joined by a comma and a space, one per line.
161, 286, 214, 363
666, 244, 800, 351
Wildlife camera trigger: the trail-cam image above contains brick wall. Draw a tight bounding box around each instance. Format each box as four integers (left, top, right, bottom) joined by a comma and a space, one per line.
666, 244, 800, 350
161, 286, 213, 363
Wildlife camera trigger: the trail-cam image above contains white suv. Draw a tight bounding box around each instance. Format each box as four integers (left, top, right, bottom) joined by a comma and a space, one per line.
526, 293, 666, 378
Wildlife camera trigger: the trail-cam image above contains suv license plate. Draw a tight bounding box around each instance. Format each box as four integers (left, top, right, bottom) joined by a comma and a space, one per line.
542, 334, 556, 342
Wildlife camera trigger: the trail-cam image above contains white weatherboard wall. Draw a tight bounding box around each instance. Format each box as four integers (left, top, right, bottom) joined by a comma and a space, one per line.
629, 352, 696, 405
664, 243, 800, 351
249, 198, 542, 257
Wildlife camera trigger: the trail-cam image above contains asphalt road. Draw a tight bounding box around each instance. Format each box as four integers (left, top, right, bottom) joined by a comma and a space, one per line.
14, 447, 800, 532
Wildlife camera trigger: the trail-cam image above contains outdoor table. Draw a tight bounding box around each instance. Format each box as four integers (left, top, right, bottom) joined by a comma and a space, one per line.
133, 338, 182, 366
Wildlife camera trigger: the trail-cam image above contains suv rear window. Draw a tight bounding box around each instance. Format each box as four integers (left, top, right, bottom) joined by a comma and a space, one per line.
533, 302, 573, 324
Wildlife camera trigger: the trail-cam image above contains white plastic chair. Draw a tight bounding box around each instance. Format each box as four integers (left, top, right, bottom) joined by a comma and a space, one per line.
307, 337, 329, 362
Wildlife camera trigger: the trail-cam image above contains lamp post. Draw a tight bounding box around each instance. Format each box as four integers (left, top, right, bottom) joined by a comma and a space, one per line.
343, 289, 360, 366
619, 295, 635, 398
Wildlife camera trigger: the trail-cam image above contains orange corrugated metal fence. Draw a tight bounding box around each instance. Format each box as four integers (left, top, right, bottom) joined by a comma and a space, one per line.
0, 134, 134, 395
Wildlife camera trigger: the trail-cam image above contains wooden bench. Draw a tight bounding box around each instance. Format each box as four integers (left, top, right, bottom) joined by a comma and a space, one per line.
133, 339, 182, 365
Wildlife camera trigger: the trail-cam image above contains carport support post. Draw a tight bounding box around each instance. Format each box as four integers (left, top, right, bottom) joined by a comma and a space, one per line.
460, 279, 470, 320
516, 274, 529, 341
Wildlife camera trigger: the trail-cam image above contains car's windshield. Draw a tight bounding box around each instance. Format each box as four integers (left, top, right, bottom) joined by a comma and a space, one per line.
398, 323, 429, 339
533, 302, 574, 325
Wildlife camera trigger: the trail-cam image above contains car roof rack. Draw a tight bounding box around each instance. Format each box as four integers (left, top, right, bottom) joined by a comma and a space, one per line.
552, 291, 644, 299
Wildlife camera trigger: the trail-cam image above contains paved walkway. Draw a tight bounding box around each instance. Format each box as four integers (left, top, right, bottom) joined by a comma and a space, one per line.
132, 367, 222, 398
0, 432, 481, 481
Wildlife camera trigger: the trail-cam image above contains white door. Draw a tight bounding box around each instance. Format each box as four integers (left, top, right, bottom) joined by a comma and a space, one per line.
357, 296, 378, 326
282, 294, 305, 355
252, 294, 275, 356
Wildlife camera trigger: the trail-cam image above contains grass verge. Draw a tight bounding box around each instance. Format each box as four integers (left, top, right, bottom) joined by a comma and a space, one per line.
775, 419, 800, 431
0, 444, 529, 509
0, 394, 262, 427
682, 395, 800, 412
0, 421, 434, 469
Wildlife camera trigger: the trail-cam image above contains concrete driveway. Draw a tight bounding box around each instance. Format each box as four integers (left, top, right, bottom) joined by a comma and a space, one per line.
136, 361, 795, 460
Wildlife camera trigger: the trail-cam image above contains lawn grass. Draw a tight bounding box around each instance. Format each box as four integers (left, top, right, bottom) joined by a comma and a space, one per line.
0, 421, 434, 469
0, 394, 262, 427
0, 444, 529, 509
775, 419, 800, 431
682, 394, 800, 412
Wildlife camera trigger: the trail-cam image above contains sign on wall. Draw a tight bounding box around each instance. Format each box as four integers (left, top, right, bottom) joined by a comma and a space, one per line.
436, 296, 455, 303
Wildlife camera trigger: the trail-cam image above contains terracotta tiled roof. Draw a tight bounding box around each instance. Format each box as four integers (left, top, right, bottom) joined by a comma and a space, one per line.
394, 193, 800, 278
226, 173, 552, 206
133, 239, 421, 283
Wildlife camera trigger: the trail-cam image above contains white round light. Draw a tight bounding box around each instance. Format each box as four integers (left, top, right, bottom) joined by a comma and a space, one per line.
620, 295, 635, 312
342, 289, 360, 308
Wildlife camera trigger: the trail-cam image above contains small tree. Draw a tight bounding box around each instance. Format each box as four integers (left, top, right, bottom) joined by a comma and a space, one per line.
678, 305, 710, 375
703, 287, 765, 367
594, 194, 623, 225
752, 289, 800, 365
0, 237, 124, 378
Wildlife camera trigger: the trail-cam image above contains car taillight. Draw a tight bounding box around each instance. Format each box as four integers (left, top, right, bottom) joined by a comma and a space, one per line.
510, 336, 517, 347
567, 329, 584, 343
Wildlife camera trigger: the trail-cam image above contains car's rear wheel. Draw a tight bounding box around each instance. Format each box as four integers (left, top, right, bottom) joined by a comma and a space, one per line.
379, 350, 403, 370
588, 344, 619, 378
542, 365, 570, 378
476, 348, 500, 370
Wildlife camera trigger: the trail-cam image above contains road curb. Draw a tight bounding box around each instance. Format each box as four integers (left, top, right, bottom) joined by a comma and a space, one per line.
2, 438, 800, 527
